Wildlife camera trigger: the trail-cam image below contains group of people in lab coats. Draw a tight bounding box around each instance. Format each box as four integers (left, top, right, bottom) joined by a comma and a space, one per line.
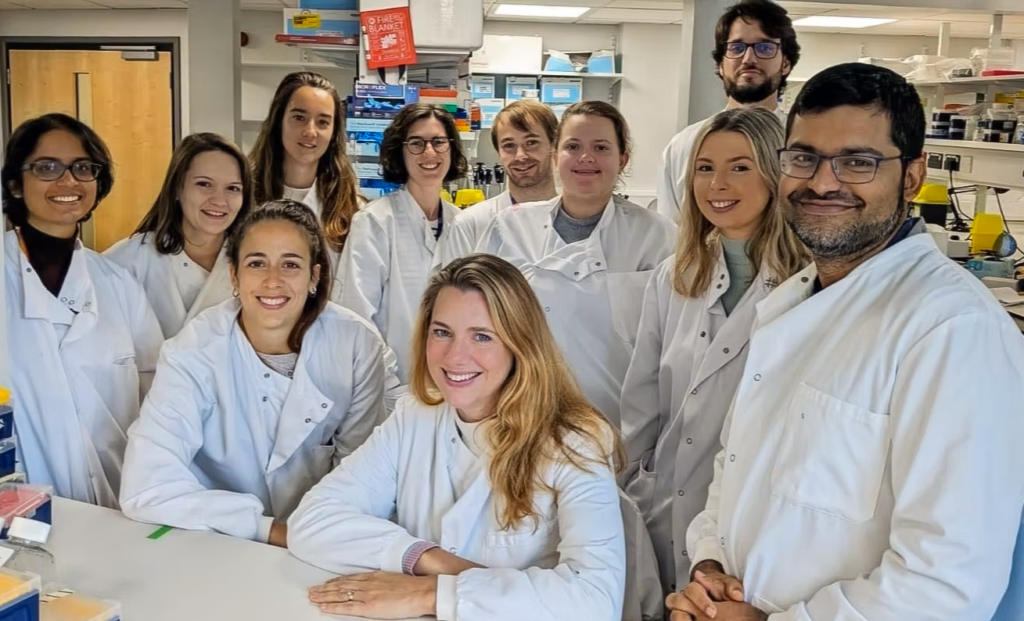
6, 0, 1024, 618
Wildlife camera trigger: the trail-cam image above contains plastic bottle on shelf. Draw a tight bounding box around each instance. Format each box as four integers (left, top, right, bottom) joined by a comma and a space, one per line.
0, 517, 56, 584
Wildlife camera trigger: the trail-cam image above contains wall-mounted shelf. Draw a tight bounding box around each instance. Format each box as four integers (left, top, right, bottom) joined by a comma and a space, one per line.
473, 70, 622, 83
242, 60, 338, 70
913, 75, 1024, 89
275, 34, 471, 69
926, 139, 1024, 154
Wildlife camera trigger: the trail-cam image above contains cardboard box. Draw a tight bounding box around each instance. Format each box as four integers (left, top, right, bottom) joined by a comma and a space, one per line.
540, 77, 583, 104
476, 98, 505, 129
471, 34, 543, 74
283, 9, 360, 40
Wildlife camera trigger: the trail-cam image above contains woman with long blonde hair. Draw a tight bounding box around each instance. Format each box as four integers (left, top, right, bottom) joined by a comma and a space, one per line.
619, 107, 808, 598
289, 254, 628, 621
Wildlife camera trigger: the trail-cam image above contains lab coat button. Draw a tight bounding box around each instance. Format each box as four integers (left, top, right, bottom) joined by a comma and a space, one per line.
544, 307, 551, 312
596, 262, 602, 267
729, 454, 736, 462
682, 550, 688, 556
262, 396, 268, 402
677, 490, 684, 497
68, 300, 75, 305
305, 418, 312, 423
448, 547, 456, 553
801, 276, 810, 283
716, 284, 722, 289
686, 438, 692, 444
754, 374, 761, 381
321, 403, 328, 408
723, 347, 730, 354
720, 274, 725, 280
451, 437, 457, 444
25, 267, 32, 273
60, 297, 67, 303
720, 537, 726, 546
699, 331, 706, 338
264, 373, 270, 379
690, 389, 697, 395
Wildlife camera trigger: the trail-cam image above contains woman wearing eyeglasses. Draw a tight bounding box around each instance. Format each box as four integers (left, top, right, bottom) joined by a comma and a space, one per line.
2, 113, 163, 508
336, 103, 466, 389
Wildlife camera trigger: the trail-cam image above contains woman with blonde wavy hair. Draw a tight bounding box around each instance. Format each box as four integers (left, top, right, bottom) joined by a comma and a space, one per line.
618, 107, 808, 598
288, 253, 629, 621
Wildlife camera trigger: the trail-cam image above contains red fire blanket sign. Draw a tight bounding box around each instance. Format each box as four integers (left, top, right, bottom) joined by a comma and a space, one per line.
361, 7, 417, 69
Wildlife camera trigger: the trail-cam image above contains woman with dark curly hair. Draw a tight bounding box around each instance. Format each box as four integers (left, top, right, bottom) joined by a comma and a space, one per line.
336, 103, 467, 390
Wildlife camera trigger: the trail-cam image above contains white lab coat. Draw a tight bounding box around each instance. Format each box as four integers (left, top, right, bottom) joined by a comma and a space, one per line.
620, 251, 772, 595
447, 190, 513, 256
687, 232, 1024, 620
336, 188, 459, 383
444, 196, 675, 427
105, 233, 233, 339
288, 396, 625, 621
120, 299, 390, 542
4, 230, 163, 508
656, 108, 787, 224
620, 490, 665, 621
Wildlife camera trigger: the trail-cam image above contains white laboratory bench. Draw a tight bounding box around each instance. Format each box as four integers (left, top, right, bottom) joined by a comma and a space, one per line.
48, 498, 428, 621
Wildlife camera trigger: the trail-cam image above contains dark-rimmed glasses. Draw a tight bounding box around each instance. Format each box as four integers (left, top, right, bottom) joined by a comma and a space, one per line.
21, 159, 103, 182
404, 137, 451, 155
725, 41, 780, 60
778, 149, 907, 184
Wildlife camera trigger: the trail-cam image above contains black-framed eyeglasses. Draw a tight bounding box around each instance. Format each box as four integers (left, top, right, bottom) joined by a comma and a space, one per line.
21, 159, 103, 182
778, 149, 907, 184
404, 137, 451, 155
725, 41, 780, 60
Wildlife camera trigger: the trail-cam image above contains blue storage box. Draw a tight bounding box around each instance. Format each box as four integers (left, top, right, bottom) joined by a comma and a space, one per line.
299, 0, 357, 9
0, 570, 40, 621
470, 76, 496, 100
0, 443, 15, 480
587, 50, 616, 74
283, 9, 360, 40
0, 407, 12, 442
505, 76, 538, 101
540, 78, 583, 104
543, 51, 575, 73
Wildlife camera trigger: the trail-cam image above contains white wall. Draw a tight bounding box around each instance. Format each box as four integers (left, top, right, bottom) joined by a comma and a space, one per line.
619, 23, 682, 200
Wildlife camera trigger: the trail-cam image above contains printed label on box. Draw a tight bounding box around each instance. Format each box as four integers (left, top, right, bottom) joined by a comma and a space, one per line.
292, 10, 322, 29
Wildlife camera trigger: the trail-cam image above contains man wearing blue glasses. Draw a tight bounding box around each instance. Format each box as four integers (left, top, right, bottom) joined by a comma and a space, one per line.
656, 0, 799, 224
668, 62, 1024, 621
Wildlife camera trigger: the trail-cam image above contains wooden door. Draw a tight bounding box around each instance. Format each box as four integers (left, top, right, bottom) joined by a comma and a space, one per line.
8, 49, 173, 252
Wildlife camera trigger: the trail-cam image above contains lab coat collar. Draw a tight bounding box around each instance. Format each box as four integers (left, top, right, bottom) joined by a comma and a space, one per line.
756, 232, 941, 328
533, 196, 618, 281
18, 236, 99, 334
439, 404, 494, 541
183, 247, 232, 325
228, 313, 335, 474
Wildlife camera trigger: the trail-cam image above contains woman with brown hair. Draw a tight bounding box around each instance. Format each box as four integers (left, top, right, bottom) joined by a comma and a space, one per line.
248, 72, 361, 273
106, 132, 252, 338
336, 102, 466, 386
120, 200, 389, 547
443, 100, 676, 429
289, 254, 626, 621
619, 107, 808, 597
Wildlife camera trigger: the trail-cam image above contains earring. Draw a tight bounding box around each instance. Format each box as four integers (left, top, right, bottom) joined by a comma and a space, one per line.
309, 286, 317, 297
232, 289, 239, 298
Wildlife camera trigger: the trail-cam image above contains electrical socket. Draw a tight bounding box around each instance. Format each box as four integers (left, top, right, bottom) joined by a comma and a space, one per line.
927, 153, 944, 169
943, 154, 960, 172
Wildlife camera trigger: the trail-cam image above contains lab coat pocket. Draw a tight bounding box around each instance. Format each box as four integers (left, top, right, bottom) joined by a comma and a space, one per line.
770, 383, 889, 524
626, 452, 657, 516
83, 355, 141, 428
484, 518, 559, 568
606, 271, 653, 348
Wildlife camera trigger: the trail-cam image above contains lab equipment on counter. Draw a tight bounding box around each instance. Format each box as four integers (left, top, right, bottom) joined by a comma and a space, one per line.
40, 588, 120, 621
0, 443, 16, 481
965, 256, 1017, 280
911, 184, 952, 227
0, 568, 40, 621
0, 519, 56, 585
0, 485, 53, 539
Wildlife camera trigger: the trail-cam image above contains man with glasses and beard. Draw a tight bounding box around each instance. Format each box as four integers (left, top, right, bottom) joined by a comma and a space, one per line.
665, 62, 1024, 621
656, 0, 799, 224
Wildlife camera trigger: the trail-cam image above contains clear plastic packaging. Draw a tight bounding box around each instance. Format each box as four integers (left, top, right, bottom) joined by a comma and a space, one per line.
40, 587, 121, 621
0, 483, 54, 535
0, 518, 56, 585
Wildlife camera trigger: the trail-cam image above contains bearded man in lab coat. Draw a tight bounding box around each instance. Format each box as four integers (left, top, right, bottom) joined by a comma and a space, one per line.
656, 0, 799, 223
667, 62, 1024, 621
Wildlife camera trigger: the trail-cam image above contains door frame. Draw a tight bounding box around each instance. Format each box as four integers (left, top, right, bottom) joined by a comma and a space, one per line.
0, 36, 182, 147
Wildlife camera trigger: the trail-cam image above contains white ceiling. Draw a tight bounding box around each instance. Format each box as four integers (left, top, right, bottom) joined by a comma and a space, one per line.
0, 0, 1022, 35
